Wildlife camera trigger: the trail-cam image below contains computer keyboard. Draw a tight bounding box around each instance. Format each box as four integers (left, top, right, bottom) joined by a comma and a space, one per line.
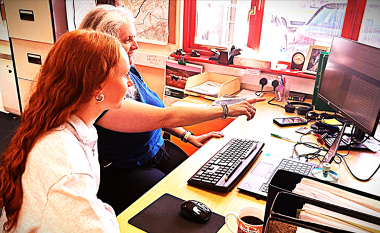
323, 136, 350, 149
187, 138, 264, 192
260, 158, 316, 193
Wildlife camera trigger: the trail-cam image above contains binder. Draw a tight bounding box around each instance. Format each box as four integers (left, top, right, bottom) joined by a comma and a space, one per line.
312, 52, 335, 112
267, 191, 380, 232
264, 170, 380, 230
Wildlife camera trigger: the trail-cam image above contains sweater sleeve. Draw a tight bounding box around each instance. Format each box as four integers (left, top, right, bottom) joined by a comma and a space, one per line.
39, 173, 120, 233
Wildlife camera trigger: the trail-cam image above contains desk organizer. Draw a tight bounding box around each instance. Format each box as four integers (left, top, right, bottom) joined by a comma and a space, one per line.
184, 72, 241, 100
264, 170, 380, 231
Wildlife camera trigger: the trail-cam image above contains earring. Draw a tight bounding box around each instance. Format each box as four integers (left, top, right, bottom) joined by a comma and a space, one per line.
95, 93, 104, 102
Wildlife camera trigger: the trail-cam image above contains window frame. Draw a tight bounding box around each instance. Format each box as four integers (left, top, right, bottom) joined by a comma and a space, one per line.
183, 0, 367, 58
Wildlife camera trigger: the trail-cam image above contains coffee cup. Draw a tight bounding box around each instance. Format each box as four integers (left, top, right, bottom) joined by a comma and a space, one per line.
225, 206, 264, 233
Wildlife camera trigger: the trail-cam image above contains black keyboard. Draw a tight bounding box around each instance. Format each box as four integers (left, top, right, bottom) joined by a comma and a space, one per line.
260, 158, 316, 193
187, 138, 264, 192
323, 136, 350, 149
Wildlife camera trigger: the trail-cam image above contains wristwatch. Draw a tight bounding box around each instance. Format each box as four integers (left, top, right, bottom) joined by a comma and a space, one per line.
181, 130, 194, 142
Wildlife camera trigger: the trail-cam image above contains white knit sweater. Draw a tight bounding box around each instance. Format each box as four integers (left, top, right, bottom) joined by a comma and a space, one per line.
0, 115, 120, 232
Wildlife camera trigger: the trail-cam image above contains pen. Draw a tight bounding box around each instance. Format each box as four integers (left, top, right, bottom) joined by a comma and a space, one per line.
271, 133, 300, 143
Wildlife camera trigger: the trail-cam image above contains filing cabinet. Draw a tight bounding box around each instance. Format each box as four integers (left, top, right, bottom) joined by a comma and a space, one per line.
0, 58, 20, 115
17, 78, 36, 111
4, 0, 54, 43
11, 38, 52, 81
3, 0, 67, 114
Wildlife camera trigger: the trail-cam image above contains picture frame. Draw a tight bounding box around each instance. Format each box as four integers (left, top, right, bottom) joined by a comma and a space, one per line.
302, 45, 330, 75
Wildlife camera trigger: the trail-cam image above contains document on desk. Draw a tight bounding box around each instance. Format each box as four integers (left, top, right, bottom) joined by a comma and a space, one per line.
186, 81, 221, 97
293, 178, 380, 218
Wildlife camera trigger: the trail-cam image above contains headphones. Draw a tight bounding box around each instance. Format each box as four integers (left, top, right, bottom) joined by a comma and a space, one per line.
285, 101, 313, 115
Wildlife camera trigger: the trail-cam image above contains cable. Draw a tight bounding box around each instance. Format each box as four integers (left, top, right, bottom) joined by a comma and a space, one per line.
268, 96, 284, 108
295, 133, 378, 181
340, 155, 380, 182
255, 90, 272, 96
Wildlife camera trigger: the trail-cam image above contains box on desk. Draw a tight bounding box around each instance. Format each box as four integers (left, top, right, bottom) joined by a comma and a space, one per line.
264, 170, 380, 232
184, 72, 241, 100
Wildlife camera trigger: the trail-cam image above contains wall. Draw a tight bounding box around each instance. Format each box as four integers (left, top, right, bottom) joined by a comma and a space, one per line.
133, 0, 182, 99
134, 0, 316, 100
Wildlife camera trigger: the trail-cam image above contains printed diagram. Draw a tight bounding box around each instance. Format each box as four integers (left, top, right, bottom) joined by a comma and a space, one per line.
130, 0, 169, 45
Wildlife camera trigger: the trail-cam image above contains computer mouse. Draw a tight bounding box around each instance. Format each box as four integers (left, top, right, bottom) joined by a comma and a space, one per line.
180, 200, 211, 221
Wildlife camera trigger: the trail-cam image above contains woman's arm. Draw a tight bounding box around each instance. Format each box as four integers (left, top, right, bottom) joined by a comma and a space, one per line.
162, 127, 224, 148
40, 173, 120, 233
96, 97, 265, 133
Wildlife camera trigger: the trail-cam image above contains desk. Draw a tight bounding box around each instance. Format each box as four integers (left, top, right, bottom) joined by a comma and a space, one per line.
117, 94, 380, 232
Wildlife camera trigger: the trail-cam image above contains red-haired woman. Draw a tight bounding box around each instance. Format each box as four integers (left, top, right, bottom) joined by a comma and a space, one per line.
0, 29, 131, 232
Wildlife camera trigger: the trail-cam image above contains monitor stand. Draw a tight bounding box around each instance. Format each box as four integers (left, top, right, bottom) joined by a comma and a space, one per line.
324, 124, 372, 150
312, 123, 348, 182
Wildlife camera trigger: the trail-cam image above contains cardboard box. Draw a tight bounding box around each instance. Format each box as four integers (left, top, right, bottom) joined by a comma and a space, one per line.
184, 72, 241, 100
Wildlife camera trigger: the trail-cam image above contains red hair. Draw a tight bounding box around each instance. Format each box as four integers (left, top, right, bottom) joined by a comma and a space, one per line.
0, 29, 122, 232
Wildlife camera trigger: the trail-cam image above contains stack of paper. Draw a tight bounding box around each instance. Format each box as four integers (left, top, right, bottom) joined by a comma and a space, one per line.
293, 178, 380, 218
293, 178, 380, 232
186, 81, 221, 97
298, 204, 380, 232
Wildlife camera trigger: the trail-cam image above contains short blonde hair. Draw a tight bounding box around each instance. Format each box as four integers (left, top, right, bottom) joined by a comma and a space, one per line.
79, 4, 134, 39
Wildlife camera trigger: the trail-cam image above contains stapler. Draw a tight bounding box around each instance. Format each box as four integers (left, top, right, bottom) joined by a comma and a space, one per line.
209, 49, 220, 60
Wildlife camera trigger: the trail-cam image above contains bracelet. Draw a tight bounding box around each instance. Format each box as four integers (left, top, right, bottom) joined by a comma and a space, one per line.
221, 104, 229, 120
181, 130, 194, 142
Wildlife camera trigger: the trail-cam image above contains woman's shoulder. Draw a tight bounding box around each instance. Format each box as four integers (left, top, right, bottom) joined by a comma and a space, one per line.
29, 127, 90, 173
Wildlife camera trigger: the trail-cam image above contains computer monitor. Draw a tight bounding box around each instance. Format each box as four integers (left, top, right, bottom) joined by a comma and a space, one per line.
318, 36, 380, 138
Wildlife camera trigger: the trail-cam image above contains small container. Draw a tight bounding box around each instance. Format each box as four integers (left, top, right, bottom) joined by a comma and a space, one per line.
275, 82, 291, 103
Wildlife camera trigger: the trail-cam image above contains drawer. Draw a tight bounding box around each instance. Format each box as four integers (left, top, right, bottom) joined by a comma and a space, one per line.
4, 0, 54, 43
18, 78, 36, 112
11, 38, 52, 81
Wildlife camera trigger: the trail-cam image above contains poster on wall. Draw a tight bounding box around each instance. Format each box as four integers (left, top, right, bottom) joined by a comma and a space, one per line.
129, 0, 169, 45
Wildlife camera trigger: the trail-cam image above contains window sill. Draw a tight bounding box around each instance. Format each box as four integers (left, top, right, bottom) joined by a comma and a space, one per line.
170, 54, 316, 80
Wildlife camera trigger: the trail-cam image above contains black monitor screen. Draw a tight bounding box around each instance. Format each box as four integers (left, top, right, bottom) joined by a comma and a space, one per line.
318, 37, 380, 136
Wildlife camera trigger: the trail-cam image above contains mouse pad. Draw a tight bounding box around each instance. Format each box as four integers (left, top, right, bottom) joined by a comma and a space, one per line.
128, 193, 225, 233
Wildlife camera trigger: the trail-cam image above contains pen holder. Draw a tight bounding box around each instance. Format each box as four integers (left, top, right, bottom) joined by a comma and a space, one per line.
275, 83, 290, 103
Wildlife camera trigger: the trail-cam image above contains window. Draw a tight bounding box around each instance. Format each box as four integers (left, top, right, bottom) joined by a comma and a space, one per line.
358, 0, 380, 48
184, 0, 376, 65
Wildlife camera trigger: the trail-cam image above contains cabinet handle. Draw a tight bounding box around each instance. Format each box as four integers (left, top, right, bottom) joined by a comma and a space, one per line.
27, 53, 42, 65
19, 9, 34, 21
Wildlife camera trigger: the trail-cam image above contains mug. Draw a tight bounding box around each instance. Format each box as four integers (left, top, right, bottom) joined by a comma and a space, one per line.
225, 206, 264, 233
